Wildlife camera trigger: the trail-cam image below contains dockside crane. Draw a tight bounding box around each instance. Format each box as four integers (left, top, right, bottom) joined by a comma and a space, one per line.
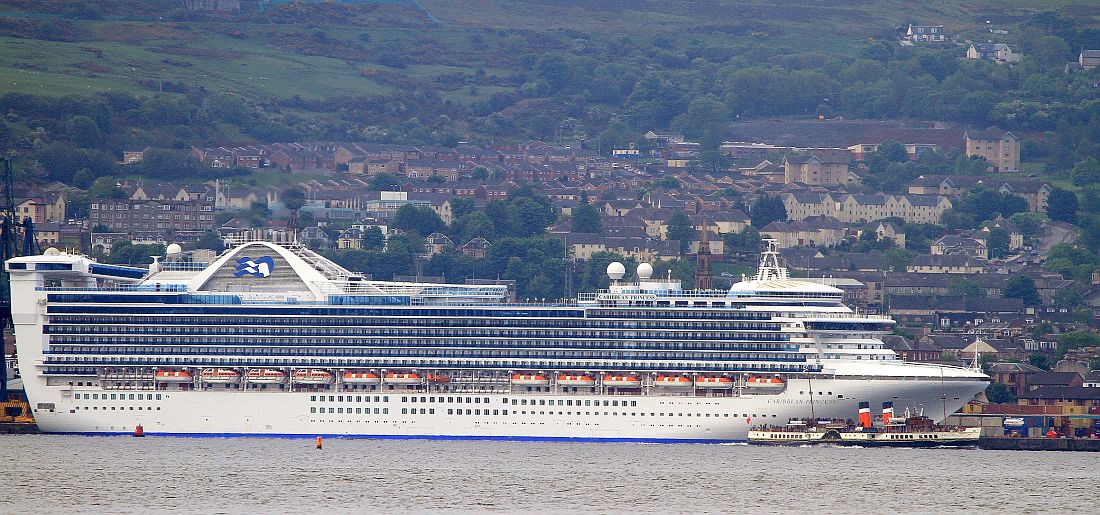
1, 157, 38, 401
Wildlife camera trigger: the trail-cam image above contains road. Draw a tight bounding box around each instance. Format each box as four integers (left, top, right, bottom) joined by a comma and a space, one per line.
1038, 222, 1077, 256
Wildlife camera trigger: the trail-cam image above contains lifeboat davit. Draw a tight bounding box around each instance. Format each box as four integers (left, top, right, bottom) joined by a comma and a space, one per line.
244, 369, 287, 384
695, 376, 734, 389
199, 368, 240, 384
746, 376, 786, 390
426, 373, 450, 383
603, 375, 641, 388
342, 371, 381, 384
557, 375, 596, 387
154, 370, 192, 383
384, 372, 423, 385
292, 369, 335, 384
655, 375, 692, 387
511, 374, 550, 386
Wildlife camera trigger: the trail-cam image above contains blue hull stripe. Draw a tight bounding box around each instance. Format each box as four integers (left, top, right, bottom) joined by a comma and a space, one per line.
51, 431, 744, 444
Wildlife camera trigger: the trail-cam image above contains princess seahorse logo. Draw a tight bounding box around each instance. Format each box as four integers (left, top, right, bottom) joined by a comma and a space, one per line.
234, 256, 275, 278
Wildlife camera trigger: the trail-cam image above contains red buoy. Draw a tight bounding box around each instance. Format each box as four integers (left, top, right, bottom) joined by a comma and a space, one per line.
316, 436, 322, 449
133, 424, 145, 437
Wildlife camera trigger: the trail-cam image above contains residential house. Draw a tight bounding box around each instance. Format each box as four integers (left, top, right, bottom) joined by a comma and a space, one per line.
986, 362, 1045, 398
932, 235, 989, 259
89, 198, 215, 234
90, 231, 128, 254
890, 296, 1023, 328
423, 232, 454, 256
966, 43, 1020, 63
1079, 50, 1100, 70
758, 216, 846, 249
297, 226, 332, 250
997, 180, 1052, 213
871, 221, 905, 248
907, 254, 987, 274
121, 147, 150, 164
643, 131, 685, 148
16, 191, 67, 224
884, 272, 1007, 298
965, 127, 1020, 172
1018, 386, 1100, 409
1084, 370, 1100, 388
982, 216, 1023, 250
782, 151, 850, 186
907, 176, 1051, 213
740, 160, 786, 183
459, 237, 491, 259
883, 336, 944, 363
35, 222, 60, 248
780, 192, 952, 225
848, 143, 939, 161
336, 227, 364, 250
906, 24, 946, 43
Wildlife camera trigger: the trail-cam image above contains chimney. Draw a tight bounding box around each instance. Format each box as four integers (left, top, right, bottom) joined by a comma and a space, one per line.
882, 401, 894, 424
858, 401, 872, 428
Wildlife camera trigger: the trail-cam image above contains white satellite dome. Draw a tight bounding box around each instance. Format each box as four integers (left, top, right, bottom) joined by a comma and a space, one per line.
636, 263, 653, 280
166, 243, 182, 255
606, 261, 626, 280
43, 247, 61, 256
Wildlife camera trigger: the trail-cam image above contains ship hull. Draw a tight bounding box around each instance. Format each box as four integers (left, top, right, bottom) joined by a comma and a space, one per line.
27, 376, 986, 442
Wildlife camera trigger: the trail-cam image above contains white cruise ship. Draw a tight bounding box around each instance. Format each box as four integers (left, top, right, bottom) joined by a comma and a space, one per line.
6, 239, 989, 442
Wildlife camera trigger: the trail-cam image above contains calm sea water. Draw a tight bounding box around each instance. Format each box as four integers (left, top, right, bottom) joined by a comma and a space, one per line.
2, 435, 1097, 514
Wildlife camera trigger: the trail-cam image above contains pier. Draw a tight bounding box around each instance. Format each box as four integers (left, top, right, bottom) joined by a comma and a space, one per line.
978, 437, 1100, 452
0, 422, 38, 434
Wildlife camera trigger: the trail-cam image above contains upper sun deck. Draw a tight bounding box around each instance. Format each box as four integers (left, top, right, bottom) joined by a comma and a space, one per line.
11, 239, 879, 319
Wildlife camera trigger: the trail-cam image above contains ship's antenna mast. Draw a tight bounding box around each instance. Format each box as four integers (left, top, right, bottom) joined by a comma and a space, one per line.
755, 238, 787, 282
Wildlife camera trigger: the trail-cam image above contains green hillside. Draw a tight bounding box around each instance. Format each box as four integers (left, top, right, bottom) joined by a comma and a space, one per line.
3, 0, 1100, 191
2, 0, 1094, 103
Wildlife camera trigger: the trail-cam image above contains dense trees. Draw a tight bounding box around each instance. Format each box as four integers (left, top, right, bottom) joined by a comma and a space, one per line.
1046, 188, 1079, 224
392, 205, 445, 237
571, 197, 602, 234
484, 187, 556, 238
986, 227, 1010, 259
1044, 243, 1100, 281
1003, 276, 1041, 305
749, 195, 787, 228
954, 186, 1028, 223
99, 240, 165, 265
665, 212, 695, 254
361, 226, 385, 250
985, 383, 1017, 404
722, 226, 761, 257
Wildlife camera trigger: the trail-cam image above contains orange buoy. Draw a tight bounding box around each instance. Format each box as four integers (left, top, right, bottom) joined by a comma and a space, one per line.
133, 424, 144, 437
316, 436, 323, 449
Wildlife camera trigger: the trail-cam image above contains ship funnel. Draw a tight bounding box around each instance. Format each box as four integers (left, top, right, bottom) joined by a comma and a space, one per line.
858, 401, 872, 428
882, 401, 894, 424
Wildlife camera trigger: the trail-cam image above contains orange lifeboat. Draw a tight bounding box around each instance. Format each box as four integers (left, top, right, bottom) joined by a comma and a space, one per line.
655, 375, 692, 387
557, 375, 596, 387
342, 371, 381, 385
426, 373, 450, 383
603, 375, 641, 388
384, 372, 423, 385
695, 376, 734, 389
292, 369, 335, 384
511, 374, 550, 386
154, 370, 193, 383
244, 369, 287, 384
746, 376, 786, 390
199, 368, 240, 384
